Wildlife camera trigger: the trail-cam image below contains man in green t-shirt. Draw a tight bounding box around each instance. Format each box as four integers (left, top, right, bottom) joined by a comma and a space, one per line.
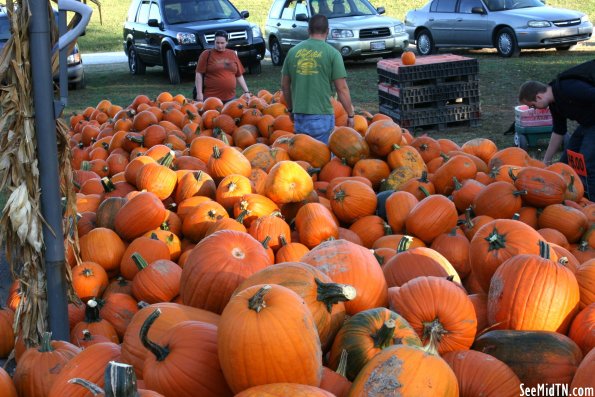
281, 14, 354, 144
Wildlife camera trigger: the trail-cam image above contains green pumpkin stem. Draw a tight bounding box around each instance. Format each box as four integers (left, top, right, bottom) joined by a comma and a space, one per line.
236, 209, 250, 224
512, 213, 520, 220
452, 176, 462, 191
507, 167, 518, 181
157, 151, 175, 167
100, 177, 116, 193
248, 285, 272, 313
539, 240, 551, 260
103, 361, 141, 397
336, 349, 349, 378
278, 235, 288, 247
419, 171, 429, 183
261, 236, 272, 250
464, 207, 474, 228
373, 250, 385, 266
315, 278, 357, 313
84, 298, 102, 323
397, 235, 413, 252
485, 227, 506, 251
373, 319, 396, 349
131, 252, 149, 271
422, 318, 446, 356
38, 331, 54, 353
383, 222, 393, 236
139, 309, 169, 361
513, 189, 527, 197
68, 378, 104, 395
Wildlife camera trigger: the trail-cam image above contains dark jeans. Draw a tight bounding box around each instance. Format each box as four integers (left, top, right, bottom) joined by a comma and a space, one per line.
559, 124, 595, 200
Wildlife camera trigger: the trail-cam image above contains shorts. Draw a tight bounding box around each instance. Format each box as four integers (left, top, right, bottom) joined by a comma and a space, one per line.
293, 113, 335, 144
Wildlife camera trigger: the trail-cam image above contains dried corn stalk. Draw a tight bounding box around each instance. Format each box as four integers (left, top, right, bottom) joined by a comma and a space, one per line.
0, 0, 79, 348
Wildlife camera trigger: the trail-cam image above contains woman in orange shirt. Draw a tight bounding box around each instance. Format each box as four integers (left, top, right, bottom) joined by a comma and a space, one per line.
194, 30, 251, 103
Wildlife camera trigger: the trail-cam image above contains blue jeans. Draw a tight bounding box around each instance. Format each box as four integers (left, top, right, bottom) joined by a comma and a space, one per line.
293, 114, 335, 144
559, 124, 595, 200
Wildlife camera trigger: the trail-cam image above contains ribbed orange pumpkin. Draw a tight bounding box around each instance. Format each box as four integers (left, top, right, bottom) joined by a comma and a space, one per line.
0, 367, 17, 397
79, 227, 126, 275
135, 159, 177, 200
430, 228, 471, 279
120, 302, 220, 378
207, 145, 252, 181
215, 174, 253, 215
391, 276, 477, 354
442, 350, 521, 397
264, 160, 314, 204
405, 194, 458, 244
48, 342, 121, 397
568, 303, 595, 356
329, 179, 377, 224
571, 348, 595, 390
301, 239, 388, 315
0, 305, 14, 358
328, 126, 370, 166
472, 181, 526, 219
431, 154, 477, 195
537, 203, 589, 243
182, 200, 229, 242
575, 258, 595, 309
294, 202, 339, 249
218, 284, 323, 393
71, 261, 109, 301
139, 310, 233, 397
236, 383, 334, 397
469, 219, 543, 292
487, 243, 580, 333
71, 299, 119, 346
131, 255, 182, 304
513, 166, 567, 207
180, 230, 272, 314
235, 262, 354, 352
364, 119, 402, 157
349, 344, 459, 396
247, 212, 291, 252
13, 332, 81, 397
115, 191, 167, 241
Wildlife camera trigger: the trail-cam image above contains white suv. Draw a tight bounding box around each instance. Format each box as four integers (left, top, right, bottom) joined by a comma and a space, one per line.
265, 0, 409, 66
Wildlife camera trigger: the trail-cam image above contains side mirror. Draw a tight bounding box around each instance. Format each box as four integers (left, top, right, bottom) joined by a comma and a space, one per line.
296, 13, 309, 22
241, 10, 250, 18
148, 18, 160, 27
377, 6, 385, 15
471, 6, 486, 14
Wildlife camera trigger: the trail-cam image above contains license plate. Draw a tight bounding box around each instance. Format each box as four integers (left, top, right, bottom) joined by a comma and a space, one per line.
371, 41, 386, 51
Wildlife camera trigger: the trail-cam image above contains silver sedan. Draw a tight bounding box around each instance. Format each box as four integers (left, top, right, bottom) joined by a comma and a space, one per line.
404, 0, 592, 57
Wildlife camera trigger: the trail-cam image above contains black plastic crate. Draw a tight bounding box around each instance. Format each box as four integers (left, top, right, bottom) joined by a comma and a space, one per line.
378, 86, 480, 112
377, 58, 479, 86
378, 81, 480, 105
379, 103, 481, 130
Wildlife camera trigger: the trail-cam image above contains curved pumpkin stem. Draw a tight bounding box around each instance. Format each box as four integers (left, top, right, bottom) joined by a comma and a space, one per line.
260, 236, 272, 250
373, 250, 385, 266
100, 177, 116, 193
383, 222, 393, 236
373, 318, 396, 349
418, 186, 431, 198
139, 309, 170, 361
131, 252, 149, 271
507, 167, 518, 181
236, 209, 251, 224
38, 331, 54, 353
463, 207, 474, 228
336, 349, 349, 378
248, 285, 272, 313
452, 176, 462, 191
104, 361, 141, 397
419, 171, 429, 183
157, 151, 175, 167
397, 235, 413, 252
278, 234, 289, 247
68, 378, 104, 395
315, 278, 357, 313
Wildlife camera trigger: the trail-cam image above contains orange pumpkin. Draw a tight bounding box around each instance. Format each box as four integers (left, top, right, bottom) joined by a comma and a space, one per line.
401, 51, 416, 65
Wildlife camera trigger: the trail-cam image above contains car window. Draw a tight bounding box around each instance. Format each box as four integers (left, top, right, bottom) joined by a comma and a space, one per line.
432, 0, 457, 12
483, 0, 543, 11
137, 1, 151, 23
310, 0, 376, 18
269, 0, 286, 19
281, 0, 298, 20
162, 0, 240, 23
127, 0, 142, 22
458, 0, 483, 13
148, 2, 161, 22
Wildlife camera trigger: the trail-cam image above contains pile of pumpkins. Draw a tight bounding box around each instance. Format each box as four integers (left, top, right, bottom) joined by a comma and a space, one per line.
0, 89, 594, 397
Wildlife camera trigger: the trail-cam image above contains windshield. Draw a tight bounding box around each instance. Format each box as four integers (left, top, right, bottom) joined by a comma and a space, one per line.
483, 0, 545, 12
163, 0, 240, 24
309, 0, 378, 19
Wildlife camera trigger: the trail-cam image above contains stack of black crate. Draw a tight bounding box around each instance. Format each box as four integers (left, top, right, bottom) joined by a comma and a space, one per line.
377, 54, 481, 131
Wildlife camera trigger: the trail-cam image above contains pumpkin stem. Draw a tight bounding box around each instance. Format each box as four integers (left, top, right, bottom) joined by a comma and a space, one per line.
315, 278, 357, 313
336, 349, 349, 378
452, 176, 462, 191
448, 227, 458, 237
333, 188, 347, 202
101, 177, 116, 193
383, 222, 392, 236
261, 236, 272, 250
236, 209, 251, 224
104, 361, 141, 397
373, 250, 385, 266
568, 175, 575, 192
418, 186, 431, 198
512, 213, 520, 220
422, 318, 447, 356
157, 151, 175, 167
513, 189, 527, 197
68, 378, 104, 395
248, 285, 272, 313
397, 235, 413, 252
131, 252, 149, 271
484, 227, 506, 251
507, 167, 518, 181
139, 309, 170, 361
558, 257, 569, 266
279, 235, 288, 247
307, 167, 321, 176
538, 240, 551, 260
463, 207, 474, 229
212, 145, 222, 159
84, 298, 102, 323
391, 144, 401, 151
81, 329, 93, 341
38, 331, 54, 353
137, 301, 150, 309
150, 232, 160, 240
373, 318, 396, 349
419, 171, 429, 183
578, 240, 588, 252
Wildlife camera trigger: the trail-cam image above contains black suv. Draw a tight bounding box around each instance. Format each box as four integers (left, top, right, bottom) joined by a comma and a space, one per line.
123, 0, 266, 84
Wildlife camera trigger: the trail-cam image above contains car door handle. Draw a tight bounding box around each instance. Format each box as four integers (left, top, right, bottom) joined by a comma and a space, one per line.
457, 18, 463, 21
277, 22, 281, 26
429, 18, 434, 21
292, 24, 297, 28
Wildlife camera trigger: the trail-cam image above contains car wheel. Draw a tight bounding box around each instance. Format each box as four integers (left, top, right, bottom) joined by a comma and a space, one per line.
514, 133, 528, 150
270, 38, 285, 66
496, 27, 520, 58
248, 60, 262, 75
165, 49, 181, 85
556, 44, 575, 51
416, 30, 436, 56
128, 45, 146, 75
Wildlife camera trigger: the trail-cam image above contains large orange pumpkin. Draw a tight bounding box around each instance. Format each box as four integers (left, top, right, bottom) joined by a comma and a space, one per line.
218, 284, 323, 393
